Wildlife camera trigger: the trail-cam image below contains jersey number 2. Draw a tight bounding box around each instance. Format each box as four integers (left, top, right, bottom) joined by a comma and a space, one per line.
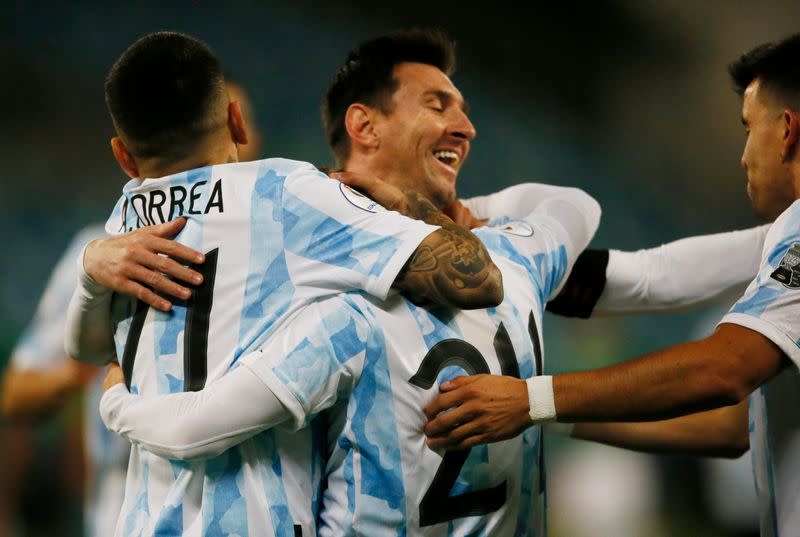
408, 322, 522, 526
121, 248, 218, 392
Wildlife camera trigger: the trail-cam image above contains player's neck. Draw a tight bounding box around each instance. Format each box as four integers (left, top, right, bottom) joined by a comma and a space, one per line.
343, 160, 407, 196
138, 134, 238, 180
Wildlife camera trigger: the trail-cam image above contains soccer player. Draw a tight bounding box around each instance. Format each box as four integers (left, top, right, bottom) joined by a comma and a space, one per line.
0, 73, 266, 537
94, 29, 769, 535
101, 176, 600, 535
67, 30, 503, 537
424, 33, 800, 537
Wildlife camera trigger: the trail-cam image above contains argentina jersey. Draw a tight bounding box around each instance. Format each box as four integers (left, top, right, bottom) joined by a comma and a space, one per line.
243, 199, 597, 536
105, 158, 438, 537
720, 199, 800, 537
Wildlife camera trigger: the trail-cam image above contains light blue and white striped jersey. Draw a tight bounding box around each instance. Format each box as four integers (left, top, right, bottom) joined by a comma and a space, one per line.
720, 199, 800, 537
245, 209, 588, 536
105, 158, 438, 537
10, 224, 130, 537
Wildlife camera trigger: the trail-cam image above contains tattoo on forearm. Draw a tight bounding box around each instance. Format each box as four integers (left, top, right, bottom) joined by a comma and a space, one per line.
397, 192, 502, 308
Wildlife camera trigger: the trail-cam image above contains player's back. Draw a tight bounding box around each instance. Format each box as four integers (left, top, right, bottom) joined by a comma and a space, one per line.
319, 220, 572, 536
107, 157, 434, 537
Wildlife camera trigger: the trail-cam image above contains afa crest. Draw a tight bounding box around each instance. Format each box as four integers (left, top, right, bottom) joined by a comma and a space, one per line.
339, 183, 379, 213
497, 221, 534, 237
770, 243, 800, 289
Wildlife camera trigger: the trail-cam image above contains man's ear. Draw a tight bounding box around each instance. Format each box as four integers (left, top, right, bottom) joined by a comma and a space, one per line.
345, 103, 379, 152
110, 137, 140, 178
228, 100, 249, 146
782, 109, 800, 162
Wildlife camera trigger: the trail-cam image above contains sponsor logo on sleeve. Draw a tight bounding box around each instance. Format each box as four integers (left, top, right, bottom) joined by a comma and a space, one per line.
770, 243, 800, 289
497, 220, 534, 237
339, 183, 380, 213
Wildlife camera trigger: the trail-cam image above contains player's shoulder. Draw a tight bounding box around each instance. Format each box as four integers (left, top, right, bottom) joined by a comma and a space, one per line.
770, 200, 800, 238
216, 158, 320, 180
474, 218, 546, 259
760, 199, 800, 256
213, 159, 330, 200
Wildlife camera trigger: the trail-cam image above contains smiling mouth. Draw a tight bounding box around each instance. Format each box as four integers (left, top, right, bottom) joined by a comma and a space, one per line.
433, 150, 460, 168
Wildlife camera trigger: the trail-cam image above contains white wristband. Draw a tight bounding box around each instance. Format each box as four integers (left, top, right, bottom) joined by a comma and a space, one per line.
526, 376, 557, 424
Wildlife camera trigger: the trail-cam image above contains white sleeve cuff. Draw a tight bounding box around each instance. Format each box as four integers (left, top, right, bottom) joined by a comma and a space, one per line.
526, 375, 557, 424
719, 314, 800, 370
64, 243, 115, 364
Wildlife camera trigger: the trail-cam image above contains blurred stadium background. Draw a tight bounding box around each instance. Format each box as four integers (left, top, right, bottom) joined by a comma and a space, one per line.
1, 1, 798, 535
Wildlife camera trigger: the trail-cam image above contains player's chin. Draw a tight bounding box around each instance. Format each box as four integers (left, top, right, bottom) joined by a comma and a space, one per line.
430, 177, 457, 207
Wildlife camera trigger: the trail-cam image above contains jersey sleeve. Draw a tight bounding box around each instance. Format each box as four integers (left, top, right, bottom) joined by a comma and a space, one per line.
281, 167, 439, 300
461, 182, 585, 220
13, 225, 107, 370
99, 362, 291, 461
720, 208, 800, 368
593, 224, 769, 316
475, 187, 601, 305
241, 294, 376, 430
99, 295, 377, 459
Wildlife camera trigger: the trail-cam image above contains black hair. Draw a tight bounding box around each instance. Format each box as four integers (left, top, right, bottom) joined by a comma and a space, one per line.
322, 28, 456, 166
105, 31, 227, 162
729, 33, 800, 107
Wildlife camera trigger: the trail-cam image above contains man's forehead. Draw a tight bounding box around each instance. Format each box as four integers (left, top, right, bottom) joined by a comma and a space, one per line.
741, 79, 764, 118
393, 62, 463, 99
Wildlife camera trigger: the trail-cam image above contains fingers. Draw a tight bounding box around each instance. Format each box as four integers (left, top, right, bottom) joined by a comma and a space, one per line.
84, 219, 207, 310
424, 400, 478, 437
132, 241, 202, 285
422, 376, 482, 419
423, 388, 465, 421
426, 419, 486, 450
149, 217, 187, 238
439, 375, 478, 392
115, 279, 173, 312
125, 265, 189, 308
141, 233, 205, 265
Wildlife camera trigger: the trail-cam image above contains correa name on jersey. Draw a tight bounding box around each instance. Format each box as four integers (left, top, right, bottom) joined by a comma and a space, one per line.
101, 158, 441, 537
121, 178, 224, 231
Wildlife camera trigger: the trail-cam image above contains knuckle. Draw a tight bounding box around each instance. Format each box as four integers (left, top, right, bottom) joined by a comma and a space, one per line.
146, 271, 162, 287
157, 257, 171, 273
135, 287, 149, 302
122, 245, 137, 259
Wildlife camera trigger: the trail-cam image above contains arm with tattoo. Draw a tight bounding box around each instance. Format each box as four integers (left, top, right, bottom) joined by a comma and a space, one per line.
331, 172, 503, 309
394, 191, 503, 309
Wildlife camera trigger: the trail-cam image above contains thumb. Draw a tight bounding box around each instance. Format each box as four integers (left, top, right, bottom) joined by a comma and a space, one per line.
439, 375, 478, 392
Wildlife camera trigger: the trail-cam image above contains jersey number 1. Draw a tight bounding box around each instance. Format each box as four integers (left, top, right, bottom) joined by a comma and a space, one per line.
121, 248, 218, 392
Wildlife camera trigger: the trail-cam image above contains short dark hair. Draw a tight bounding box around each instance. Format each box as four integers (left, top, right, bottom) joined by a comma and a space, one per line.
729, 33, 800, 107
322, 29, 456, 167
105, 32, 228, 162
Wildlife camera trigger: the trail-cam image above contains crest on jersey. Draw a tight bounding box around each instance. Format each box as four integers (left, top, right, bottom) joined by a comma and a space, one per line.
339, 183, 379, 213
497, 220, 534, 237
770, 242, 800, 289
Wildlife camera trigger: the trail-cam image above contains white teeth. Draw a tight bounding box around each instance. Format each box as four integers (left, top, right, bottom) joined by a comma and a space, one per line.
433, 150, 460, 166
